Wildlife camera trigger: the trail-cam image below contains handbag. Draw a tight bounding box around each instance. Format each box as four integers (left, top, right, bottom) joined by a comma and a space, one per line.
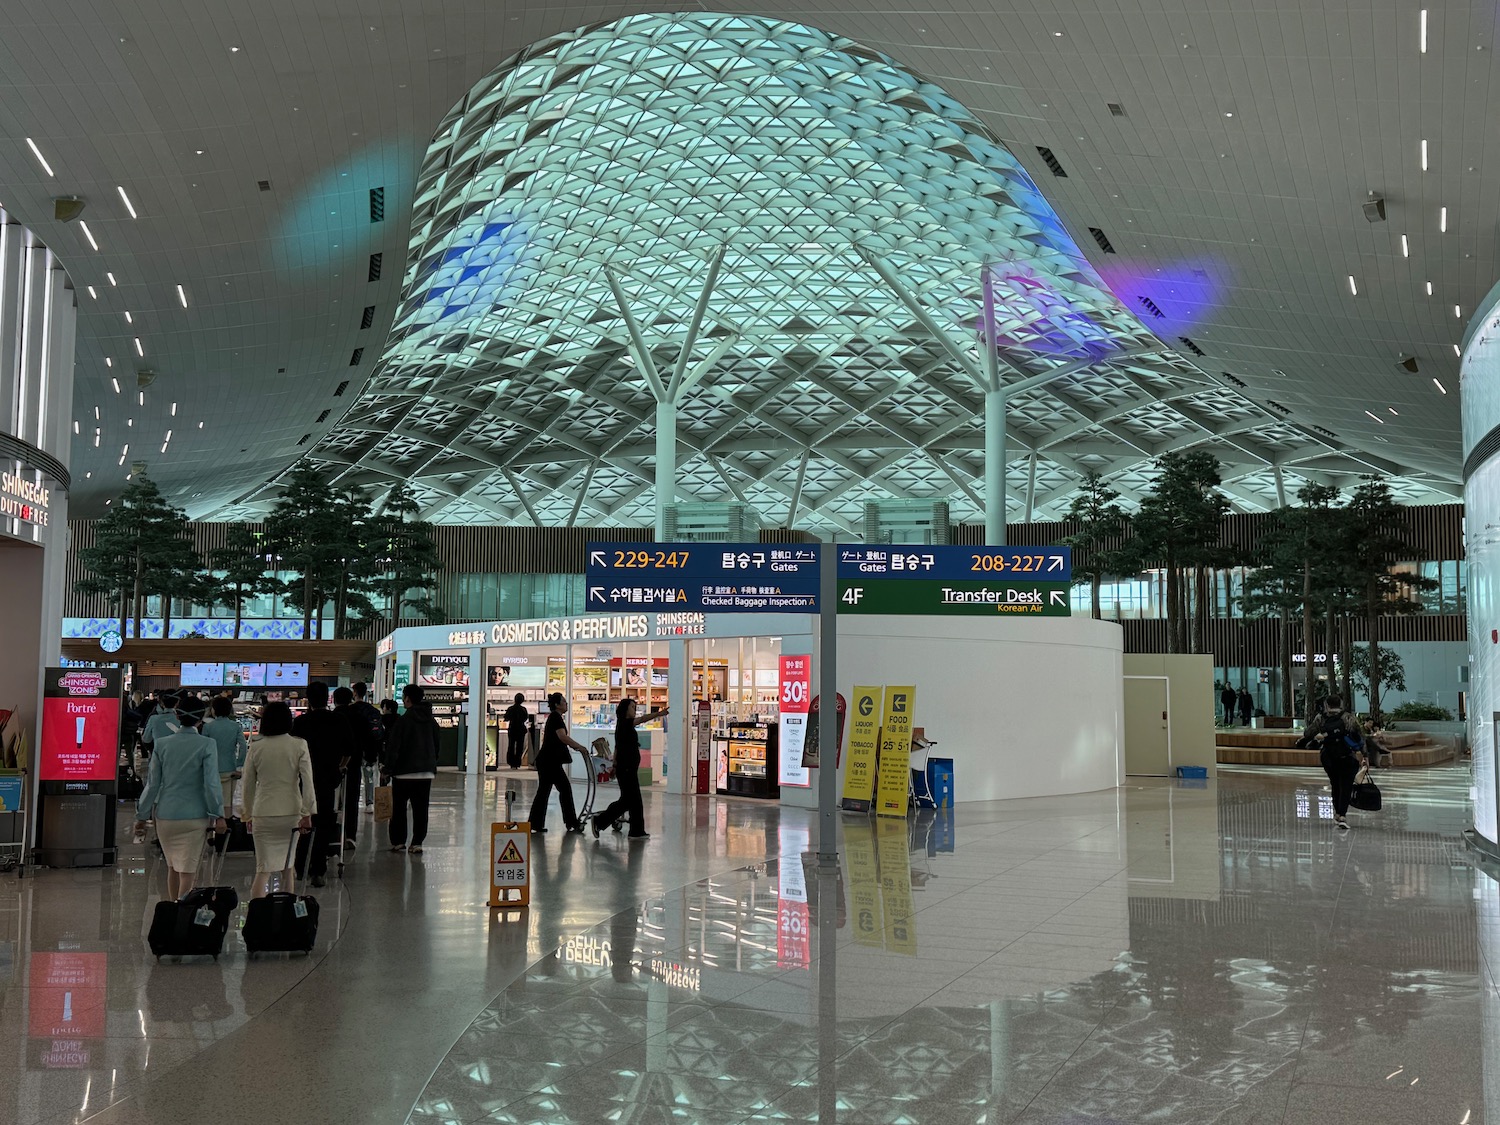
1350, 767, 1382, 812
373, 785, 393, 823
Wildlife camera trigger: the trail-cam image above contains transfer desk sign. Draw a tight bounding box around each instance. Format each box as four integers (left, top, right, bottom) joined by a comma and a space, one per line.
836, 545, 1072, 617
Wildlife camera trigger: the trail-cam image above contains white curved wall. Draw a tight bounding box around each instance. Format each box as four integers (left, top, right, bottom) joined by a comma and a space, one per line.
1462, 282, 1500, 848
835, 615, 1124, 802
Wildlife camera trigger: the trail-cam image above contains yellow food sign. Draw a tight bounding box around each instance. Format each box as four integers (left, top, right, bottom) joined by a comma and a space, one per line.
874, 685, 916, 817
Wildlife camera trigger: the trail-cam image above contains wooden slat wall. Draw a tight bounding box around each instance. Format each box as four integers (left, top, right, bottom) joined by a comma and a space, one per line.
1120, 614, 1467, 664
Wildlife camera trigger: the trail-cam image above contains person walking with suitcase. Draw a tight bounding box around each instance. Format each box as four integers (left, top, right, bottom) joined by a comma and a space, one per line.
593, 697, 667, 840
380, 683, 440, 854
1303, 694, 1367, 831
240, 702, 315, 899
290, 682, 354, 887
528, 692, 586, 834
133, 709, 226, 900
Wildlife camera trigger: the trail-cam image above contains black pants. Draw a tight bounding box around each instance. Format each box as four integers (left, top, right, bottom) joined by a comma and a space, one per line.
1321, 746, 1361, 817
294, 784, 339, 877
389, 777, 432, 847
507, 729, 526, 769
529, 761, 577, 830
596, 759, 645, 836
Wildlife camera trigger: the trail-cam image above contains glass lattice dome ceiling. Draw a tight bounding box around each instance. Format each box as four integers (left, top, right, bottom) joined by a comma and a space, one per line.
296, 11, 1446, 530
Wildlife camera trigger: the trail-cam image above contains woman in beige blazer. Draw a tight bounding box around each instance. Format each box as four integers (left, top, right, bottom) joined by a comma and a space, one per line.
240, 701, 316, 898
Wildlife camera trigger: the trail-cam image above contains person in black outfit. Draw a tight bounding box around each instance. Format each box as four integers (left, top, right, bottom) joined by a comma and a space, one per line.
528, 692, 586, 834
503, 694, 531, 769
1219, 683, 1236, 726
593, 697, 667, 840
1301, 694, 1366, 831
380, 684, 440, 853
1237, 688, 1253, 727
332, 686, 371, 847
291, 681, 356, 887
349, 682, 385, 810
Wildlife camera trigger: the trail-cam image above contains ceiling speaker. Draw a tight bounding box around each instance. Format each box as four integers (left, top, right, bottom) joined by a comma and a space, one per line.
130, 461, 147, 476
136, 369, 156, 389
1398, 355, 1419, 373
1362, 196, 1387, 222
52, 196, 85, 223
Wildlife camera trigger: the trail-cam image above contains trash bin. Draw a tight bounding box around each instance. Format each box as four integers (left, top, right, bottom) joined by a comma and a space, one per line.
927, 757, 955, 808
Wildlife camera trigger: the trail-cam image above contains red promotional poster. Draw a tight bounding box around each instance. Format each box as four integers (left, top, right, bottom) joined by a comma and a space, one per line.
28, 952, 108, 1040
778, 655, 812, 788
40, 667, 123, 782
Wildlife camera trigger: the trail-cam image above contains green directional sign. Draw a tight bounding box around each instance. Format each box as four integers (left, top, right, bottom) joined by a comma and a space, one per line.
837, 578, 1073, 617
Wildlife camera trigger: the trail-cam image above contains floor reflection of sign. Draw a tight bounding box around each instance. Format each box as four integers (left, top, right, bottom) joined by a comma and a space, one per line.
28, 952, 107, 1041
841, 686, 882, 812
874, 685, 916, 817
777, 823, 810, 969
490, 824, 529, 908
875, 819, 917, 955
843, 820, 883, 948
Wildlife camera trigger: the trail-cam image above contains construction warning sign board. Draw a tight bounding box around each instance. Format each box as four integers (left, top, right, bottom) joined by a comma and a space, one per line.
490, 822, 530, 908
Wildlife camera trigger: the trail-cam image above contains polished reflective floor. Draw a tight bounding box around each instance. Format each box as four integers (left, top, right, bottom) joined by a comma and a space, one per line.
0, 764, 1488, 1124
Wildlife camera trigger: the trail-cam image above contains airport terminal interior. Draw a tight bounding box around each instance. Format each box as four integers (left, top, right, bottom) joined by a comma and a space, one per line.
0, 3, 1498, 1123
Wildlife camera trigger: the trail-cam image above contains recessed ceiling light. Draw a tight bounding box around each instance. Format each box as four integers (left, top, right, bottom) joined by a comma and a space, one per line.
105, 357, 113, 367
1052, 31, 1063, 37
1388, 407, 1399, 415
170, 402, 177, 416
107, 272, 117, 286
1364, 410, 1385, 424
1434, 377, 1447, 393
72, 420, 78, 434
1426, 281, 1434, 295
1455, 304, 1463, 318
1421, 139, 1428, 170
123, 310, 133, 324
127, 417, 134, 426
78, 221, 99, 251
176, 284, 188, 308
116, 185, 138, 218
194, 149, 205, 155
1347, 274, 1358, 296
198, 421, 203, 428
1454, 344, 1462, 356
230, 46, 241, 52
24, 138, 54, 177
1420, 8, 1428, 52
86, 285, 97, 299
110, 377, 120, 394
133, 337, 144, 357
1440, 206, 1448, 232
93, 405, 99, 419
137, 390, 143, 405
1401, 234, 1409, 257
1223, 111, 1234, 117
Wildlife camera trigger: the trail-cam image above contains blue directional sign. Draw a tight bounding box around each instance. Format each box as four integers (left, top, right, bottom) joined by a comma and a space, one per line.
836, 544, 1071, 583
586, 542, 821, 613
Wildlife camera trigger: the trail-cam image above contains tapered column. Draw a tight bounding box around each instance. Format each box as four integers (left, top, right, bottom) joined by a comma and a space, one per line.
656, 399, 677, 539
984, 388, 1006, 545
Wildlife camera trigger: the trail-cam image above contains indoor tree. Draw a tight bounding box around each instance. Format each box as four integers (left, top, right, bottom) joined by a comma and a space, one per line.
207, 524, 275, 639
75, 474, 195, 638
1127, 451, 1230, 653
264, 464, 350, 640
1239, 509, 1305, 717
1350, 644, 1407, 715
370, 481, 445, 633
1061, 469, 1129, 620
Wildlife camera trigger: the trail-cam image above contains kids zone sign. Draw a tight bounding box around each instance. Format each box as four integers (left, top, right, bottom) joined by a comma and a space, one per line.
40, 668, 123, 782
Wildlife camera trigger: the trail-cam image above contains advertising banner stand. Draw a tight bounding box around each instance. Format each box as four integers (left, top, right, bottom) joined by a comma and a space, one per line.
33, 668, 123, 868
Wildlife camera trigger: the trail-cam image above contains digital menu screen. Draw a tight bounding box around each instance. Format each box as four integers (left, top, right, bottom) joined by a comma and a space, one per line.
265, 663, 309, 687
39, 668, 123, 782
180, 662, 222, 686
224, 663, 266, 687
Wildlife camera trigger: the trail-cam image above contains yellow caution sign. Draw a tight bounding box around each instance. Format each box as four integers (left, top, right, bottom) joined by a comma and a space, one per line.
874, 685, 916, 817
840, 685, 882, 812
490, 821, 530, 908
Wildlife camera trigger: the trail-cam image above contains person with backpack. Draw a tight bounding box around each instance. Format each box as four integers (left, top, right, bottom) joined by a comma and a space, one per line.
380, 684, 440, 854
349, 682, 385, 811
1301, 694, 1367, 830
503, 693, 531, 769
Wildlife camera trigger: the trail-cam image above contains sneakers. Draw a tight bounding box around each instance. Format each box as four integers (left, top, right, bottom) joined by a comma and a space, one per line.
591, 819, 602, 838
531, 826, 547, 834
1335, 817, 1350, 831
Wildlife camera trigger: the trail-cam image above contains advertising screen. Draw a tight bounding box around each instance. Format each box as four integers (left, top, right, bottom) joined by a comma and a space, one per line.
419, 654, 470, 688
265, 663, 309, 687
180, 662, 222, 686
224, 662, 266, 687
39, 668, 123, 782
489, 665, 545, 688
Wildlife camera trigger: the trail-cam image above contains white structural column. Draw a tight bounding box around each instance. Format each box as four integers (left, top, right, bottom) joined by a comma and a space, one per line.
1025, 451, 1039, 522
1273, 463, 1287, 508
606, 250, 726, 539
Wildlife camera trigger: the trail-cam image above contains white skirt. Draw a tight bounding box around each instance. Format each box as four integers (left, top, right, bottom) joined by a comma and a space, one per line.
249, 815, 301, 873
156, 818, 211, 872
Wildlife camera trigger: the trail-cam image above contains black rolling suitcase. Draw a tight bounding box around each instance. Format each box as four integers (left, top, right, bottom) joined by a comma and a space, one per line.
243, 829, 320, 954
147, 833, 239, 960
210, 816, 254, 854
